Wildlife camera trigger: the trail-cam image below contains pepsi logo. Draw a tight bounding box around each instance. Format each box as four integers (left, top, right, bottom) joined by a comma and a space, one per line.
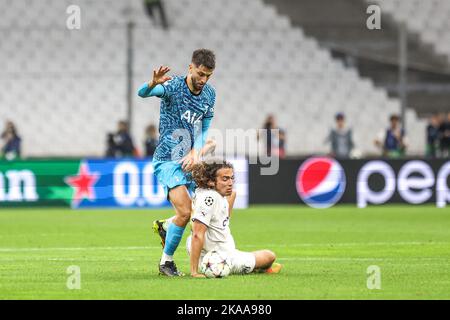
296, 157, 346, 208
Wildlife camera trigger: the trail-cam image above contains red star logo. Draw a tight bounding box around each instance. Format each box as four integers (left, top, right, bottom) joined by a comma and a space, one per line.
65, 163, 100, 207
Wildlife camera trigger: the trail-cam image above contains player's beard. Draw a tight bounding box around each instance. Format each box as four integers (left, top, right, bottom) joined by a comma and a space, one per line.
192, 77, 204, 92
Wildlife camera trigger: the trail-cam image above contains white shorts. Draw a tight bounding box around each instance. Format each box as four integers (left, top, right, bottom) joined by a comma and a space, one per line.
186, 235, 256, 275
227, 249, 256, 274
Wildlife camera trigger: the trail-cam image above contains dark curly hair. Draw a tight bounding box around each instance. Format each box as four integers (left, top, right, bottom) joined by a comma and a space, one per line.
192, 49, 216, 70
192, 160, 233, 189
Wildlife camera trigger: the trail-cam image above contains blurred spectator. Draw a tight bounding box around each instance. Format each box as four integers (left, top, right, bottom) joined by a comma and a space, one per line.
278, 129, 286, 159
106, 121, 135, 158
325, 112, 354, 159
144, 124, 158, 157
258, 115, 286, 158
374, 114, 407, 158
1, 121, 21, 161
144, 0, 169, 30
426, 113, 442, 158
439, 112, 450, 157
105, 133, 116, 158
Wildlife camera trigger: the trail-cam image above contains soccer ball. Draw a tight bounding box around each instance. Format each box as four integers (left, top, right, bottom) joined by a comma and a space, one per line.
201, 250, 231, 278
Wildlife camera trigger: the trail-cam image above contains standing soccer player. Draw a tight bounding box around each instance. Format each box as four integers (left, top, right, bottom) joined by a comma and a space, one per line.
137, 49, 216, 276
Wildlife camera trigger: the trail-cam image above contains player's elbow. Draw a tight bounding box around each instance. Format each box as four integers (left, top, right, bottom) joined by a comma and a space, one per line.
192, 231, 204, 242
192, 225, 206, 242
137, 88, 147, 98
137, 83, 152, 98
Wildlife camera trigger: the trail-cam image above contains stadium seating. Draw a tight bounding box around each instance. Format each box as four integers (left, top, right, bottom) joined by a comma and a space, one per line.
0, 0, 426, 157
369, 0, 450, 62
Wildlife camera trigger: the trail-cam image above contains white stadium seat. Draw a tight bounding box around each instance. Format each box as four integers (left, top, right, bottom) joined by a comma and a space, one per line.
0, 0, 426, 157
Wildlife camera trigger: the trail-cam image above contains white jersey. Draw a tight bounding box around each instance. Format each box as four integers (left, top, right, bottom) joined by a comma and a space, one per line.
188, 188, 256, 275
191, 188, 235, 254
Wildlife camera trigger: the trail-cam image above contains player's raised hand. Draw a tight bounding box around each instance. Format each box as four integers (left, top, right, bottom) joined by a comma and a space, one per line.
149, 66, 171, 88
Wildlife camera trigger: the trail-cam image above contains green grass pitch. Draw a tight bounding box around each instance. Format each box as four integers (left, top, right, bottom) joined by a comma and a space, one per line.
0, 205, 449, 299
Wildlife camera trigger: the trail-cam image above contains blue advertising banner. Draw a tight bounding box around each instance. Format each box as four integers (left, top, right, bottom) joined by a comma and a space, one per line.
67, 158, 248, 209
69, 159, 169, 209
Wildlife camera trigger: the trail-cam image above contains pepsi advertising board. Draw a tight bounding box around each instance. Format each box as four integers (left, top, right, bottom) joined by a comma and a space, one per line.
249, 157, 450, 208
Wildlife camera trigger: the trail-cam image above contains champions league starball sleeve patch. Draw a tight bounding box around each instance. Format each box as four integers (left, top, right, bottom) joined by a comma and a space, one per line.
204, 196, 214, 206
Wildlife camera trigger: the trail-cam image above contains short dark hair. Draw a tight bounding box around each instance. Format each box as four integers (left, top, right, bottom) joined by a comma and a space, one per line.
192, 160, 233, 189
335, 112, 345, 120
390, 114, 400, 121
192, 49, 216, 70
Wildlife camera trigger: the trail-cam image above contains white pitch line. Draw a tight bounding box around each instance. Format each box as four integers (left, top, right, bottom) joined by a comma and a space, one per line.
0, 257, 448, 263
0, 241, 448, 253
276, 257, 450, 262
0, 258, 142, 262
241, 241, 450, 248
0, 246, 160, 252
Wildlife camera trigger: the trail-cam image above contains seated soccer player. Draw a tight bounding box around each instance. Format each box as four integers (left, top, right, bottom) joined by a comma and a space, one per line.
185, 160, 282, 278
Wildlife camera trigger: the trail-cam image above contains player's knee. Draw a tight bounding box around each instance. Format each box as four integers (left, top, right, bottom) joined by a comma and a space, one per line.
177, 209, 191, 224
265, 250, 276, 264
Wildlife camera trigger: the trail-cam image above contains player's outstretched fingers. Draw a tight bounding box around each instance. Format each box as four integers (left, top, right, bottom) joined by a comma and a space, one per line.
162, 67, 172, 82
185, 161, 195, 172
162, 66, 170, 74
181, 158, 189, 170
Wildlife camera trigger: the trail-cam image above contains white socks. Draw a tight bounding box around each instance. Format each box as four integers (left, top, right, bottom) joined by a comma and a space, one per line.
159, 216, 177, 265
160, 253, 173, 265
